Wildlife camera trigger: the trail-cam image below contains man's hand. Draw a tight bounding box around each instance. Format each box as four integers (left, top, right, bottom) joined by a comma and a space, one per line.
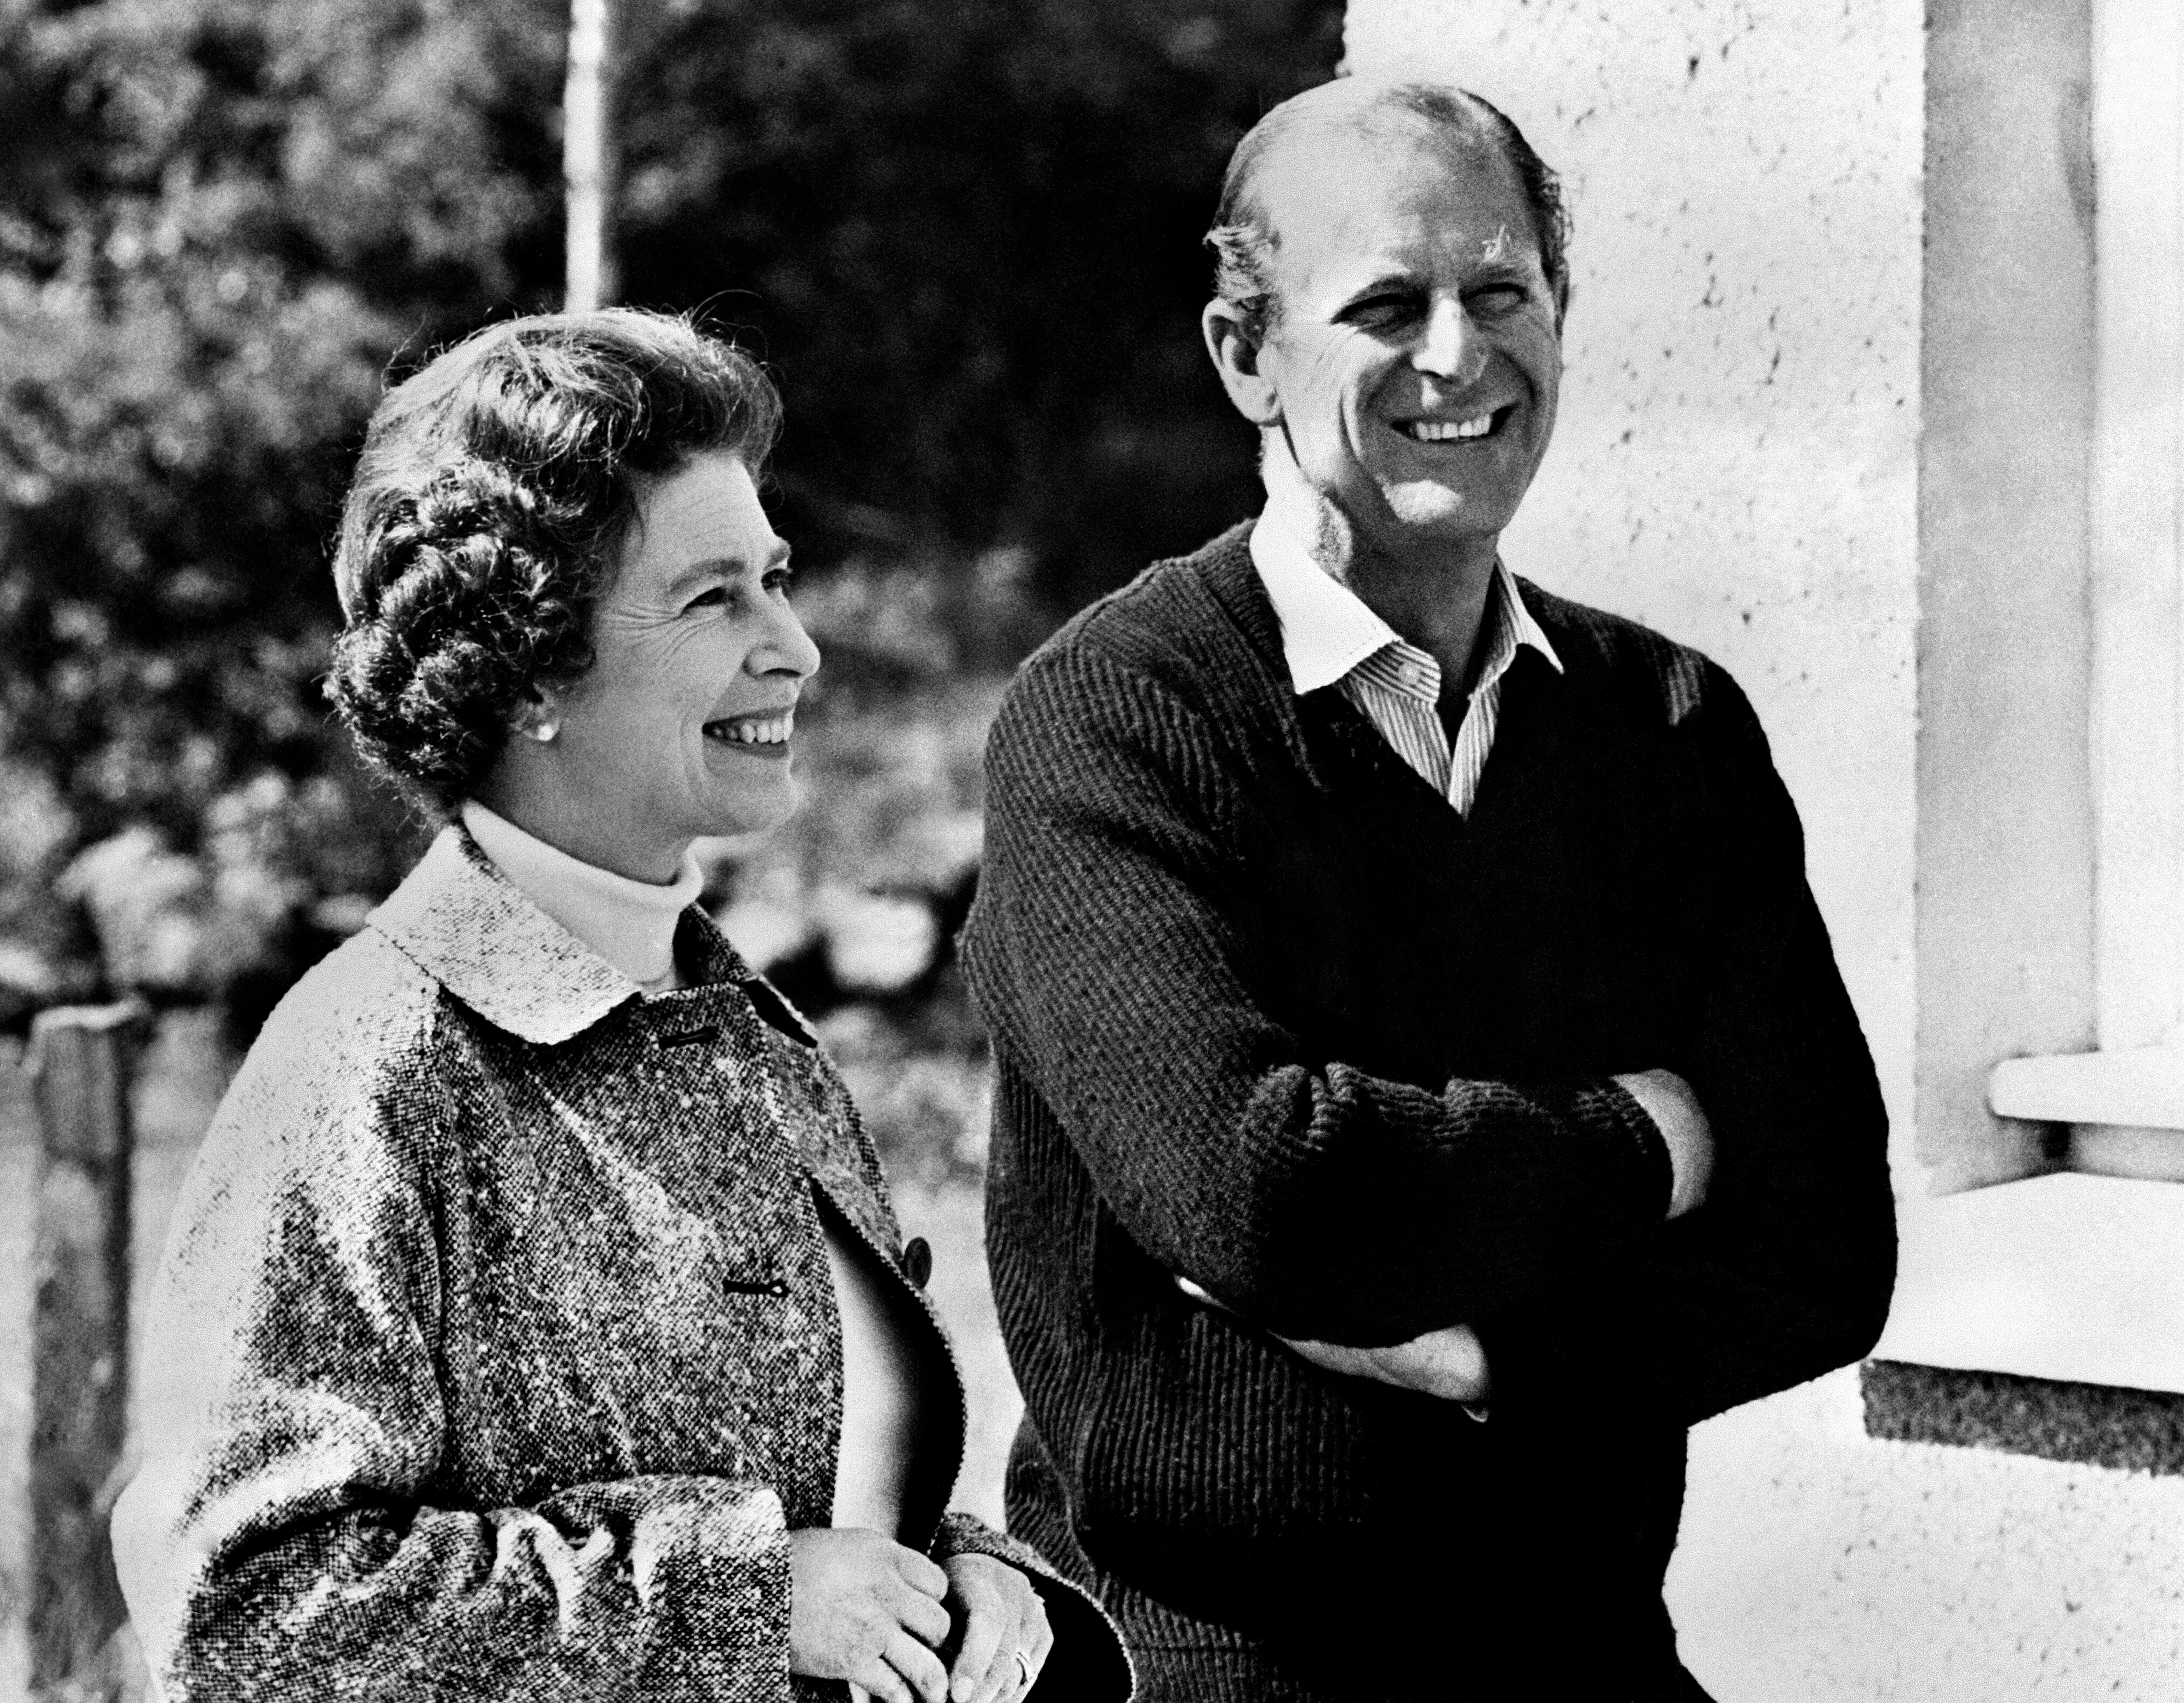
941, 1552, 1053, 1703
1613, 1067, 1714, 1219
787, 1528, 953, 1703
1176, 1275, 1490, 1403
1278, 1322, 1491, 1404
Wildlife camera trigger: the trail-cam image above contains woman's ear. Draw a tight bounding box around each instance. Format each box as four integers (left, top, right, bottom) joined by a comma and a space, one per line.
1202, 298, 1284, 428
509, 688, 561, 745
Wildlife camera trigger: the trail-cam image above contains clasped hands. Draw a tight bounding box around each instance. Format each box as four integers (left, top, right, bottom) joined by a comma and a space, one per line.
788, 1529, 1052, 1703
1196, 1069, 1712, 1407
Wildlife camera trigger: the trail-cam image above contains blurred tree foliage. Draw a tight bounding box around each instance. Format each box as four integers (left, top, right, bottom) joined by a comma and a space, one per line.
614, 0, 1340, 604
0, 0, 1339, 1020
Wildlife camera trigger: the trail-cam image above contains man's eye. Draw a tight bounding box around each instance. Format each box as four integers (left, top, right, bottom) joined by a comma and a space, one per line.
1343, 295, 1418, 326
763, 566, 795, 594
1470, 283, 1530, 310
683, 587, 727, 612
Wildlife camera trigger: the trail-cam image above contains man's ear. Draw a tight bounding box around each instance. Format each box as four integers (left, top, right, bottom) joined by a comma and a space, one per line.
1202, 299, 1282, 427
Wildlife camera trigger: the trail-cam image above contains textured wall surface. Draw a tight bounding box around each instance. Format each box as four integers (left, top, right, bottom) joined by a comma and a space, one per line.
1347, 0, 1924, 1173
1675, 1367, 2184, 1702
1915, 0, 2097, 1191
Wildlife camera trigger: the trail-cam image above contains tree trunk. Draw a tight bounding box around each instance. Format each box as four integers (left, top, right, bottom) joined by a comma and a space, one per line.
563, 0, 617, 312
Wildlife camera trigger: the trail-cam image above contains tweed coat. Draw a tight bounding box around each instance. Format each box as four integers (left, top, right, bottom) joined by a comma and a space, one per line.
111, 826, 1131, 1703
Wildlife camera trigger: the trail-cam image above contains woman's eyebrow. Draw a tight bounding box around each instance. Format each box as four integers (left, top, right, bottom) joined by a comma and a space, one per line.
661, 560, 730, 600
662, 543, 790, 599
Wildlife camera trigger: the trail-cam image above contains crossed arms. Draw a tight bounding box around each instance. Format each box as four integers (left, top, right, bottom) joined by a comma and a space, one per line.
1266, 1066, 1716, 1404
964, 638, 1895, 1429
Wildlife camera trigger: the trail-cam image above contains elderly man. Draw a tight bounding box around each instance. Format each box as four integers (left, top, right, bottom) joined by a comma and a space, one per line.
960, 78, 1894, 1702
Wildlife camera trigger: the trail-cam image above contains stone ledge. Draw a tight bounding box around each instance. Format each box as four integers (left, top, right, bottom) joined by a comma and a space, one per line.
1862, 1359, 2184, 1474
1872, 1172, 2184, 1394
1988, 1046, 2184, 1129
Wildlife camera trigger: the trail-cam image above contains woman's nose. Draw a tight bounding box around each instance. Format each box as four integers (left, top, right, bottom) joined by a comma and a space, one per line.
756, 596, 822, 681
1414, 297, 1488, 387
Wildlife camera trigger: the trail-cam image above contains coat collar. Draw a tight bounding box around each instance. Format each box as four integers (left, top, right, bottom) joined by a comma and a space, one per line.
367, 825, 759, 1046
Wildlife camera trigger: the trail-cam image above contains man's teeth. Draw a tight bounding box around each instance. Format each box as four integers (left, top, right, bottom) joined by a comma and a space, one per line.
705, 711, 794, 745
1408, 413, 1496, 442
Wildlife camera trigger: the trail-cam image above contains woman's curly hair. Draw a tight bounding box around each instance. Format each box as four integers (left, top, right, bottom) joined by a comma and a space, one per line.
325, 308, 783, 812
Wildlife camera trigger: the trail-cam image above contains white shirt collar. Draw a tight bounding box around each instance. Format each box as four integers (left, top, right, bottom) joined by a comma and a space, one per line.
459, 800, 702, 996
1247, 437, 1563, 697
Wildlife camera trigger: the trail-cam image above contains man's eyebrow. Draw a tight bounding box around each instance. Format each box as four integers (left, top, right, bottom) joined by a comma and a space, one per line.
1333, 269, 1422, 307
1334, 250, 1539, 310
1468, 258, 1537, 285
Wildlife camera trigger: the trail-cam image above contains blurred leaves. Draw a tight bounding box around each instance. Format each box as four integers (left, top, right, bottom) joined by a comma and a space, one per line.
0, 0, 1337, 1026
0, 0, 563, 864
616, 0, 1339, 604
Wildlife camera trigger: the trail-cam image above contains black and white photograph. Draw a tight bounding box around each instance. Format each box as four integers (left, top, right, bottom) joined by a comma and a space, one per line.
2, 1, 2181, 1698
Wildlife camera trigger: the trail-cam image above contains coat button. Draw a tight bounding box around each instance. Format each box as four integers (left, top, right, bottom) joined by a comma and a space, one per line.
901, 1237, 932, 1289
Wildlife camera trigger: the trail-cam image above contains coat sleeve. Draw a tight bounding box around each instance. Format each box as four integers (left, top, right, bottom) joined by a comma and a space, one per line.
959, 642, 1675, 1349
111, 1006, 795, 1702
1476, 668, 1897, 1429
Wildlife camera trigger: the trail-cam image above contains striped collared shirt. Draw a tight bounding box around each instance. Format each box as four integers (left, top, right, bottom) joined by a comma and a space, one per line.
1248, 502, 1563, 815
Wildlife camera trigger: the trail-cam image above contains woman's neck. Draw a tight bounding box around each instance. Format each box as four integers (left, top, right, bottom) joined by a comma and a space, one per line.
460, 800, 701, 994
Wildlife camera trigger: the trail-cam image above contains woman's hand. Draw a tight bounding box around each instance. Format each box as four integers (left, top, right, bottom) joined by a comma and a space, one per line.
787, 1528, 953, 1703
941, 1553, 1054, 1703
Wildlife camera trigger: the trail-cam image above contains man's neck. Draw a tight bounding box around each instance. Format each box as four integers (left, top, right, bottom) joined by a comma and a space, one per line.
1261, 433, 1502, 697
1345, 540, 1499, 699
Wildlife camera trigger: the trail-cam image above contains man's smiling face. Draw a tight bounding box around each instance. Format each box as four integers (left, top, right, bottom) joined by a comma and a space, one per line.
1248, 116, 1563, 563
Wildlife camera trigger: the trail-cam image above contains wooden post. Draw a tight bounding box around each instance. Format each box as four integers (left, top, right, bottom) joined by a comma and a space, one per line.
563, 0, 618, 311
26, 1001, 147, 1690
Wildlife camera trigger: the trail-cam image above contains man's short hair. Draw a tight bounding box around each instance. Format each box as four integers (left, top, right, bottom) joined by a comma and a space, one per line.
1205, 80, 1572, 340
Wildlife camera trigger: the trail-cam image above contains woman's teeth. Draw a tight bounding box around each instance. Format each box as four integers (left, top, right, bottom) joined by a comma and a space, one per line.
1408, 412, 1497, 442
704, 711, 794, 746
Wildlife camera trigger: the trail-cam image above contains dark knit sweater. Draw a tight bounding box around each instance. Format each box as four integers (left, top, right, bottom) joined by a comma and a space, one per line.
960, 524, 1895, 1700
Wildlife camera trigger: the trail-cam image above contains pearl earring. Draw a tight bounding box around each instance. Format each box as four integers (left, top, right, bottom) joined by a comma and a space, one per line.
528, 720, 558, 744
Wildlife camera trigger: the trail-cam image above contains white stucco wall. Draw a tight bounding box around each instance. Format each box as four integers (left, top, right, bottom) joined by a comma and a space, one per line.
1345, 0, 1923, 1181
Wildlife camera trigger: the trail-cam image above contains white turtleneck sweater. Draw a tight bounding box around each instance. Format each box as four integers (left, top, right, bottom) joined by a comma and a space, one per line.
459, 802, 925, 1545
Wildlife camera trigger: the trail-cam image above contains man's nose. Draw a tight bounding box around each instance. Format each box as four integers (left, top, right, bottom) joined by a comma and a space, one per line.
1414, 297, 1488, 387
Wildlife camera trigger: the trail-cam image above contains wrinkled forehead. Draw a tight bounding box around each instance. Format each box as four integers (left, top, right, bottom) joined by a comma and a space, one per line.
1252, 111, 1530, 278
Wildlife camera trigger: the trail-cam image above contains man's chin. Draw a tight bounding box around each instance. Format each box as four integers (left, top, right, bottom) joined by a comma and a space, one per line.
1371, 484, 1512, 552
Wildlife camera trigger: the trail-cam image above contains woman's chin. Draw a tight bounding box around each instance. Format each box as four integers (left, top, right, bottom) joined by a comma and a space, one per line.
700, 770, 802, 840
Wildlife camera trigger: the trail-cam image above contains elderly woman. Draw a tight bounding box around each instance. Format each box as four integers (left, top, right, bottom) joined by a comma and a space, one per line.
110, 310, 1130, 1703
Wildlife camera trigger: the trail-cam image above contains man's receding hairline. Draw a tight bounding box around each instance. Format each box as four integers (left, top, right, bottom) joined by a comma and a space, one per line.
1238, 86, 1510, 249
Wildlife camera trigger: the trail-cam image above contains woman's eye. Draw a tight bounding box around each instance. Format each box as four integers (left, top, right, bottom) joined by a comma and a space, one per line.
763, 567, 795, 594
683, 587, 727, 612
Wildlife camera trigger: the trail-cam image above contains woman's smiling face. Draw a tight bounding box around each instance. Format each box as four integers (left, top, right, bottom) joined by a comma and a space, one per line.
500, 451, 820, 879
